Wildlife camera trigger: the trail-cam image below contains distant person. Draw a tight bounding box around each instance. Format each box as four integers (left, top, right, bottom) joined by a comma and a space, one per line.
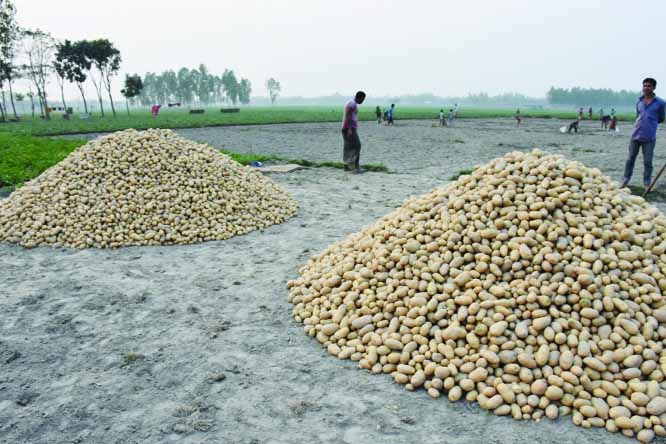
447, 108, 455, 126
387, 103, 395, 125
599, 108, 604, 120
515, 108, 522, 127
383, 108, 389, 122
609, 116, 618, 132
567, 120, 580, 133
439, 109, 445, 126
375, 106, 382, 123
621, 77, 666, 189
601, 115, 611, 130
341, 91, 366, 173
578, 107, 584, 121
151, 104, 161, 117
588, 107, 593, 119
611, 108, 616, 118
453, 103, 459, 118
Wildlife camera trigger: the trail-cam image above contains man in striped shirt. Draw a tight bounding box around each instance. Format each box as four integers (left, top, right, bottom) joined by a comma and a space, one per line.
341, 91, 366, 173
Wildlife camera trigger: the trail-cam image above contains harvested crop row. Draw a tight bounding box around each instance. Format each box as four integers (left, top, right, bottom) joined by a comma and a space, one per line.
0, 129, 298, 248
288, 150, 666, 442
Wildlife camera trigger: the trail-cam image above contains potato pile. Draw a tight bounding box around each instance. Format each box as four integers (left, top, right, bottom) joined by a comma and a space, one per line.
288, 150, 666, 442
0, 129, 297, 248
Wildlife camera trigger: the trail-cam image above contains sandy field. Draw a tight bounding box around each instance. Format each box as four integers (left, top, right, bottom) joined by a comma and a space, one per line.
3, 118, 666, 444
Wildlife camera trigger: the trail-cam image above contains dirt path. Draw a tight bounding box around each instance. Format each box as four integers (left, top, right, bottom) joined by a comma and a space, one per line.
3, 119, 664, 443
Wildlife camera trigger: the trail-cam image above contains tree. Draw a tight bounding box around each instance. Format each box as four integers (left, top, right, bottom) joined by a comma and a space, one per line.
54, 40, 91, 114
86, 39, 121, 117
13, 90, 23, 113
120, 74, 143, 115
238, 78, 252, 105
0, 0, 19, 119
222, 69, 239, 105
20, 29, 55, 119
266, 77, 281, 105
176, 67, 193, 104
25, 89, 35, 117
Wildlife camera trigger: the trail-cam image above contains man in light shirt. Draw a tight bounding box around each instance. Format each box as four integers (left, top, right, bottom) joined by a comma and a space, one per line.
621, 78, 666, 189
341, 91, 366, 173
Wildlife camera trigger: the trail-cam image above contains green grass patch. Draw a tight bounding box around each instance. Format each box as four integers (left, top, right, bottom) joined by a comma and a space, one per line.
0, 106, 637, 137
629, 185, 666, 202
449, 168, 475, 181
450, 138, 465, 144
0, 132, 86, 188
572, 147, 596, 153
0, 132, 389, 192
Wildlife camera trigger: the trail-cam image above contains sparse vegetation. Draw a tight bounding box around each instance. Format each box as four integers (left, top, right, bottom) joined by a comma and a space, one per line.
449, 168, 475, 180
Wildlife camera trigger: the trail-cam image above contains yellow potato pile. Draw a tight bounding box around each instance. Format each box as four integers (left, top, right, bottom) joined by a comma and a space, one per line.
0, 129, 297, 248
288, 149, 666, 442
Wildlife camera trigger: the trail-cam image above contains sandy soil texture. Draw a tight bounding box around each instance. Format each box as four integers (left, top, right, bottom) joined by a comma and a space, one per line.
3, 118, 666, 444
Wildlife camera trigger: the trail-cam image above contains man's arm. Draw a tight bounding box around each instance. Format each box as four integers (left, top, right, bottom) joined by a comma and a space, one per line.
659, 102, 665, 124
343, 104, 354, 133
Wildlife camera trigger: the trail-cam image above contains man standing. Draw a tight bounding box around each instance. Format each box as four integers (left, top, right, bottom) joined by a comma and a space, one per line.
341, 91, 366, 173
621, 78, 666, 188
387, 103, 395, 125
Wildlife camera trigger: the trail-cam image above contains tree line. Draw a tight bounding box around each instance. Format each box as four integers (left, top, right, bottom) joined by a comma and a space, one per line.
547, 87, 641, 107
136, 65, 252, 107
0, 0, 277, 121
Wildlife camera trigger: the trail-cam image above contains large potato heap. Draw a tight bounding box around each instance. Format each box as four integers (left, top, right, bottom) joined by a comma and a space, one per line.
0, 129, 297, 248
288, 150, 666, 442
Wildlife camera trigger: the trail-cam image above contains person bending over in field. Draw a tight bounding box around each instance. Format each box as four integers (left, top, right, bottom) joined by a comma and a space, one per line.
567, 120, 580, 133
341, 91, 366, 173
375, 106, 382, 124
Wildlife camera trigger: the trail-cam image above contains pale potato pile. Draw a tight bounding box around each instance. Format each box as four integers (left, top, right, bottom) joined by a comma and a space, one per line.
288, 150, 666, 442
0, 129, 297, 248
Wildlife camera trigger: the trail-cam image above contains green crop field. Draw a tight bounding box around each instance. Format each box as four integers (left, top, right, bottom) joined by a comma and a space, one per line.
0, 106, 635, 137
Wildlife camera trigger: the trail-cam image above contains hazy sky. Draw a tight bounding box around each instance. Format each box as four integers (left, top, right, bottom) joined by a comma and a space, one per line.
14, 0, 666, 101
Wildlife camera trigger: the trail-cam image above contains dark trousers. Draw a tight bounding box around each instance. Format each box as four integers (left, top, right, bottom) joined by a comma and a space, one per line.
623, 139, 656, 186
342, 129, 361, 169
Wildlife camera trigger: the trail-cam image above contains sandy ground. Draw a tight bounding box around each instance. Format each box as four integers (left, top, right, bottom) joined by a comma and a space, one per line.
3, 118, 666, 444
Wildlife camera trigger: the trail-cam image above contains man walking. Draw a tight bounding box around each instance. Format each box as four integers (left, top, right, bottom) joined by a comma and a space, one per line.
621, 78, 666, 188
341, 91, 366, 173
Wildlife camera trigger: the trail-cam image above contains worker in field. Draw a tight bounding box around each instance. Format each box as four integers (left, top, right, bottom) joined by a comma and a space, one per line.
387, 104, 395, 125
621, 77, 666, 189
515, 108, 522, 127
567, 120, 579, 133
439, 109, 445, 126
375, 106, 381, 124
341, 91, 366, 173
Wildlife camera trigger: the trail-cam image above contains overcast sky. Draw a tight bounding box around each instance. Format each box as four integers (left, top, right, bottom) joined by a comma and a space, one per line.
14, 0, 666, 101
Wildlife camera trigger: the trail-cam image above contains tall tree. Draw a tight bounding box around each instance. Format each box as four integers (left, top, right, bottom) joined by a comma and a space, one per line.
25, 89, 35, 117
176, 67, 193, 104
222, 69, 239, 105
238, 78, 252, 105
87, 39, 121, 117
266, 77, 281, 105
54, 40, 91, 114
120, 73, 143, 115
20, 29, 54, 119
163, 69, 177, 103
0, 0, 19, 119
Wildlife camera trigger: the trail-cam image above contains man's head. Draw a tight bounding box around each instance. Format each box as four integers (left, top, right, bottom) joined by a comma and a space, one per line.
354, 91, 366, 104
643, 78, 657, 97
390, 103, 395, 108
